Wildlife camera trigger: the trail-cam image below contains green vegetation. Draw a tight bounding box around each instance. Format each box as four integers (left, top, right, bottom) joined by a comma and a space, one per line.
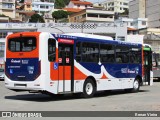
52, 10, 68, 22
55, 0, 70, 9
121, 8, 129, 15
0, 14, 7, 17
29, 14, 45, 23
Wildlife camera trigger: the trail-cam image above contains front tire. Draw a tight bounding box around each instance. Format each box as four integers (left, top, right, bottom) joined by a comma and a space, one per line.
82, 79, 96, 98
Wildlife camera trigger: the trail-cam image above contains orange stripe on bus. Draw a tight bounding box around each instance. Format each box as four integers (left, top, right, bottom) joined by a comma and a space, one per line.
64, 66, 71, 80
101, 73, 108, 79
74, 66, 87, 80
50, 62, 58, 81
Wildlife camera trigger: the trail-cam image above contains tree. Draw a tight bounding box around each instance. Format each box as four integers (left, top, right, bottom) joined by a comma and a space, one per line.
29, 14, 45, 23
64, 0, 70, 5
121, 8, 129, 15
54, 0, 66, 9
52, 10, 68, 22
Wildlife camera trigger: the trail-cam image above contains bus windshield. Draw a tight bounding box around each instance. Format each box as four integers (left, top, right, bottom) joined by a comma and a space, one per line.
8, 37, 36, 52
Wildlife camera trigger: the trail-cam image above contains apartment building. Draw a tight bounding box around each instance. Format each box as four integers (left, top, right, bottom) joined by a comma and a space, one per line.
102, 0, 129, 13
115, 17, 148, 35
32, 1, 54, 13
129, 0, 160, 28
69, 8, 114, 22
0, 0, 16, 18
24, 1, 32, 11
129, 0, 160, 52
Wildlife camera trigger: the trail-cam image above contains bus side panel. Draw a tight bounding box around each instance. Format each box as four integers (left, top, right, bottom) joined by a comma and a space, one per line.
50, 62, 59, 80
73, 61, 142, 91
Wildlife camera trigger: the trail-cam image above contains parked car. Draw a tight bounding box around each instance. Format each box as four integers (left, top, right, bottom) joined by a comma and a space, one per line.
0, 68, 4, 80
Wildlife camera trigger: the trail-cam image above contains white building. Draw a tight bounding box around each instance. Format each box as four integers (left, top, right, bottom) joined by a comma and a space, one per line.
69, 8, 114, 23
129, 0, 160, 52
66, 0, 93, 9
102, 0, 129, 13
116, 17, 147, 29
0, 0, 16, 18
32, 1, 54, 13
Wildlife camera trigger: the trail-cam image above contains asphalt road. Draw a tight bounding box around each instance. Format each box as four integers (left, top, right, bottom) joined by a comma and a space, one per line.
0, 81, 160, 112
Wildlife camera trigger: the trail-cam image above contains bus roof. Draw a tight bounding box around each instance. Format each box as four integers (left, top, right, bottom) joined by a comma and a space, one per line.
63, 33, 113, 40
55, 33, 142, 47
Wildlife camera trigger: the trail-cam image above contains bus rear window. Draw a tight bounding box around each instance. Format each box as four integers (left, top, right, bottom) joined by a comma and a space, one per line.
8, 37, 36, 52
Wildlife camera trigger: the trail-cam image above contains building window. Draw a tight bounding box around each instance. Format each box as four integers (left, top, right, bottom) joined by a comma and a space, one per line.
112, 2, 114, 6
0, 32, 7, 38
77, 5, 80, 7
87, 14, 98, 17
2, 3, 13, 9
82, 14, 86, 18
142, 21, 146, 25
85, 5, 87, 8
99, 14, 112, 18
40, 5, 45, 8
27, 5, 30, 8
123, 3, 128, 6
0, 43, 5, 52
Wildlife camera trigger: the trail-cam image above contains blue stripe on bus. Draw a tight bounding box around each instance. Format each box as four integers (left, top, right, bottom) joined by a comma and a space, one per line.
5, 58, 40, 81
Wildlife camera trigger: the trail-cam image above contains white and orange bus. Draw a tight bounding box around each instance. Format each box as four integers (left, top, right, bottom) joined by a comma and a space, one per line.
5, 32, 153, 98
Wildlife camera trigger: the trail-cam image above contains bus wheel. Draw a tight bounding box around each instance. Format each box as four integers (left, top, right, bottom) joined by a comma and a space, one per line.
82, 78, 96, 98
125, 79, 140, 93
132, 79, 140, 92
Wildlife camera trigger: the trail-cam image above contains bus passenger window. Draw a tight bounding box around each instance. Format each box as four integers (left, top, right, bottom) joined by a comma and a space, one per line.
115, 45, 129, 63
76, 42, 81, 62
48, 38, 56, 62
130, 47, 142, 64
82, 42, 99, 63
100, 44, 115, 63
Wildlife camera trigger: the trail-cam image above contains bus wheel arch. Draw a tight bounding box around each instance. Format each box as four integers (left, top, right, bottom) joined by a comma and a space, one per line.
125, 75, 142, 93
135, 75, 142, 86
82, 76, 97, 98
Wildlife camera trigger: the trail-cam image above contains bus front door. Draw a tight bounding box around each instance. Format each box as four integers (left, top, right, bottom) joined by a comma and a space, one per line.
58, 44, 74, 93
144, 50, 152, 85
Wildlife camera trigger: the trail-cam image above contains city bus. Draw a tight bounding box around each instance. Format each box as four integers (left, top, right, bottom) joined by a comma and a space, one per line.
4, 32, 153, 98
